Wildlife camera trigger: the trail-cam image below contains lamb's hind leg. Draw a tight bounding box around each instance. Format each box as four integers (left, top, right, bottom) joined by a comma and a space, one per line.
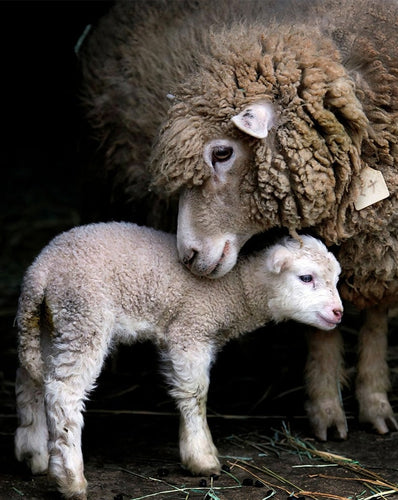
15, 366, 49, 474
356, 305, 398, 434
45, 337, 108, 499
164, 343, 220, 476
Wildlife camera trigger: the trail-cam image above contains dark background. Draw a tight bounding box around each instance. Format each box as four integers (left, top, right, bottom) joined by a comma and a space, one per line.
1, 0, 114, 410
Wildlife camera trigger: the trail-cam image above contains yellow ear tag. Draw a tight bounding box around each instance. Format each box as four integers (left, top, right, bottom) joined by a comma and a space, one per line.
354, 166, 390, 211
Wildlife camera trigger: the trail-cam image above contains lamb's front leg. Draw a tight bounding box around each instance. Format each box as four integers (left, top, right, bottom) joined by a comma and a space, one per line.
356, 305, 398, 434
305, 328, 348, 441
164, 343, 220, 476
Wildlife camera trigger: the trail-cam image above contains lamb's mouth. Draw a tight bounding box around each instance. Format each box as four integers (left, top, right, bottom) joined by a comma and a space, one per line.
317, 313, 341, 329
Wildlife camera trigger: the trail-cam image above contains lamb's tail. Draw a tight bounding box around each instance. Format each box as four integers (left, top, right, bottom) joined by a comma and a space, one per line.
16, 264, 48, 384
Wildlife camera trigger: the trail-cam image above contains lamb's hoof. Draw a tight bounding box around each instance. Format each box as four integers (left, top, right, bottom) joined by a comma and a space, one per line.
306, 398, 348, 441
48, 470, 88, 500
16, 452, 49, 475
15, 430, 50, 475
183, 455, 221, 477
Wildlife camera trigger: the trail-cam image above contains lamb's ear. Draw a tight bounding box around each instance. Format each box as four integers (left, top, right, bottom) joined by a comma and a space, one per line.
231, 101, 274, 138
265, 245, 292, 274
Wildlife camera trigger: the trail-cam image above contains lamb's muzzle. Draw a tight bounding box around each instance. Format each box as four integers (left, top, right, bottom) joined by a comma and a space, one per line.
317, 306, 343, 329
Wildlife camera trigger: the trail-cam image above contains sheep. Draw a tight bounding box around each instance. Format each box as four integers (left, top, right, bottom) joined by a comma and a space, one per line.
14, 222, 342, 499
79, 0, 398, 441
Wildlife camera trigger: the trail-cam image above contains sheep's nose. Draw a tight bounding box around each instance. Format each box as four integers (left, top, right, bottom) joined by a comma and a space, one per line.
333, 308, 343, 322
182, 248, 198, 269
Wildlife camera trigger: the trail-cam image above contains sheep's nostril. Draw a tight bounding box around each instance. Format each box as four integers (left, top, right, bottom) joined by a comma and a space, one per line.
182, 249, 198, 267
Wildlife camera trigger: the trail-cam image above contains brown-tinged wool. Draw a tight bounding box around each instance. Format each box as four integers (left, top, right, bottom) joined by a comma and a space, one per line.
156, 24, 369, 242
80, 0, 398, 308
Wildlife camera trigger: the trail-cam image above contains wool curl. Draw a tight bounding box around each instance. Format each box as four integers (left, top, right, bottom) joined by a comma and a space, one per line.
151, 25, 369, 242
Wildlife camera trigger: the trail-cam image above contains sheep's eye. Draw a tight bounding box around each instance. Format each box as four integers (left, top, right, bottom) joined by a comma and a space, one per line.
299, 274, 313, 283
212, 146, 233, 165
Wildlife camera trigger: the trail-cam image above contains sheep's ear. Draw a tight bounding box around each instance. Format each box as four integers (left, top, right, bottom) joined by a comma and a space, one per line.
265, 246, 292, 274
231, 101, 274, 138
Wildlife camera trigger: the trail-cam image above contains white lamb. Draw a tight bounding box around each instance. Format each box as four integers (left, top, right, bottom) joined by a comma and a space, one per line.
15, 222, 342, 499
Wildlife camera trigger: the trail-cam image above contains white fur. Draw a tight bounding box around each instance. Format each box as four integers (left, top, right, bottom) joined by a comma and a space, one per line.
15, 223, 342, 499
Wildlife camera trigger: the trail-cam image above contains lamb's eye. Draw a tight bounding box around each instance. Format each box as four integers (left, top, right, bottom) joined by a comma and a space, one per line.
212, 146, 233, 165
299, 274, 313, 283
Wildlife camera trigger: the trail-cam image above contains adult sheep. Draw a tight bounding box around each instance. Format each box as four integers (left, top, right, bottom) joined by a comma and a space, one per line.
80, 0, 398, 440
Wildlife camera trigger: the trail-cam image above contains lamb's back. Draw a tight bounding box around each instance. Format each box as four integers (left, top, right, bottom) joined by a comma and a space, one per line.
26, 222, 184, 315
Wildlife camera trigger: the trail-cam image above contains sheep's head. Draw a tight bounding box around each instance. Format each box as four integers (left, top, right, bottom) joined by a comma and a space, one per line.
264, 235, 343, 331
150, 26, 368, 277
176, 136, 264, 278
159, 101, 283, 278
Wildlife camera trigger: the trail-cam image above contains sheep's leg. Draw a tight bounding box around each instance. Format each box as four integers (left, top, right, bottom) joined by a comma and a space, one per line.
15, 367, 49, 474
45, 339, 108, 500
164, 343, 220, 476
356, 305, 398, 434
305, 328, 348, 441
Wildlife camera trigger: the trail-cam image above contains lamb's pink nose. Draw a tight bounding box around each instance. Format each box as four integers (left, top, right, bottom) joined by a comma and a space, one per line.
333, 308, 343, 322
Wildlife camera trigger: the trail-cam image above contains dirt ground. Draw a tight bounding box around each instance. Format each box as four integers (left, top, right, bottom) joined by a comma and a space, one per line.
1, 411, 398, 500
1, 2, 398, 500
1, 336, 398, 500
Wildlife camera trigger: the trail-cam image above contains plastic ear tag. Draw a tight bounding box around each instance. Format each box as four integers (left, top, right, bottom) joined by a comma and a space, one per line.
354, 166, 390, 211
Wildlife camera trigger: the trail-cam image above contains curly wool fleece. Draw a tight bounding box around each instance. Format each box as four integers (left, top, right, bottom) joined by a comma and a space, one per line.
80, 0, 398, 307
152, 25, 368, 241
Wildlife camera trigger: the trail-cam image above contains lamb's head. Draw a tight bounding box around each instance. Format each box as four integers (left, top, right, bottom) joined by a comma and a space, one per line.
151, 26, 368, 278
264, 235, 343, 331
